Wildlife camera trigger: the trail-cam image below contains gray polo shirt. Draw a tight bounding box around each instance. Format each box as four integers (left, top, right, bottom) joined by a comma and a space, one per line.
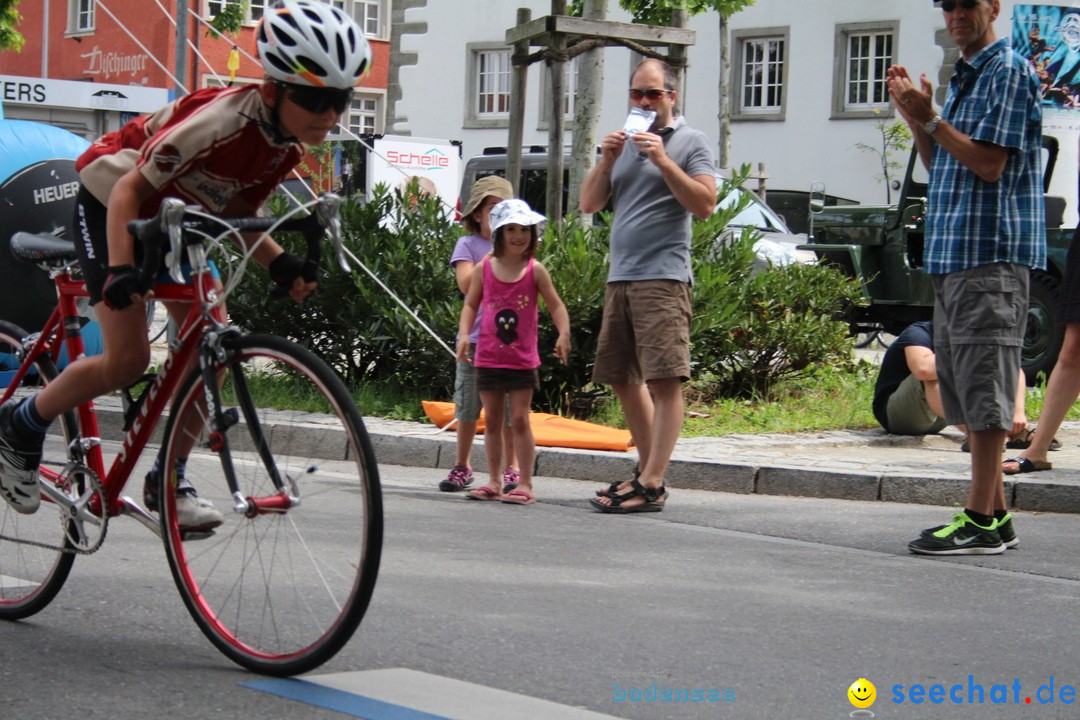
607, 116, 715, 284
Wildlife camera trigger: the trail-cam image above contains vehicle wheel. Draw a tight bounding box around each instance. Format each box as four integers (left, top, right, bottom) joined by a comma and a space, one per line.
159, 333, 383, 675
1022, 272, 1063, 386
0, 320, 79, 620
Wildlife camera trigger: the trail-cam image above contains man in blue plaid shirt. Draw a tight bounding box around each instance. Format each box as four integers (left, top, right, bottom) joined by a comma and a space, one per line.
886, 0, 1044, 556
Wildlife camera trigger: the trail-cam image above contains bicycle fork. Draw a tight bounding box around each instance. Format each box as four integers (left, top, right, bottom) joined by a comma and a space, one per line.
200, 331, 301, 517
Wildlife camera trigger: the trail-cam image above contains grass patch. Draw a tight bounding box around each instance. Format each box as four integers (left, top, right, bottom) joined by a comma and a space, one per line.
221, 368, 430, 422
202, 355, 1075, 435
684, 361, 879, 436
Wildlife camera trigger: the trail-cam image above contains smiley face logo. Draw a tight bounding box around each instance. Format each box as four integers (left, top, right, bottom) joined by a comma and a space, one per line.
847, 678, 876, 709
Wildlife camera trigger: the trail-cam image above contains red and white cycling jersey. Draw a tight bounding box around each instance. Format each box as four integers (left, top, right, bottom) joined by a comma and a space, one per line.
77, 85, 303, 217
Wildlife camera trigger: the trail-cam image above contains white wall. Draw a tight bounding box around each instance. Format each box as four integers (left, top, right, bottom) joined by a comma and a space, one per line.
396, 0, 1078, 220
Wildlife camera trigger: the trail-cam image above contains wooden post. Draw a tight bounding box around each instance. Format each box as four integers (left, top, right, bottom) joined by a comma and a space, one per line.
569, 0, 607, 224
503, 13, 695, 218
546, 0, 568, 223
506, 8, 532, 197
668, 8, 687, 112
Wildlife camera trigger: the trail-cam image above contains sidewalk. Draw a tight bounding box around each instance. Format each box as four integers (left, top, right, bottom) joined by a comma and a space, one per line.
90, 396, 1080, 515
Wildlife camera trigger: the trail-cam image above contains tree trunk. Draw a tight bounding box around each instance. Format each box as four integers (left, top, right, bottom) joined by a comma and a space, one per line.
546, 0, 568, 224
717, 13, 731, 171
569, 0, 606, 224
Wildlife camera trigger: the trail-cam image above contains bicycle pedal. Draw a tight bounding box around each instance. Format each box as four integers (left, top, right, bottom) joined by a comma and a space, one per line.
180, 529, 216, 541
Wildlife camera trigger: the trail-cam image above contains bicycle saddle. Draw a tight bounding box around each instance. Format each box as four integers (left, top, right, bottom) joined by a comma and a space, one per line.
10, 232, 78, 262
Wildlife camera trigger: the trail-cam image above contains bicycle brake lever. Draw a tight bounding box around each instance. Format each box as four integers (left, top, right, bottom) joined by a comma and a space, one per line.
315, 193, 349, 273
161, 199, 187, 284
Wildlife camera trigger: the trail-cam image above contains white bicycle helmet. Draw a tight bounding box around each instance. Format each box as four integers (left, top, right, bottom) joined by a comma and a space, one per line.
257, 0, 371, 90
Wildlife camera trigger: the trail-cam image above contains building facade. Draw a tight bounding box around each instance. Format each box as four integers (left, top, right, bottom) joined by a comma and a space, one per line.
0, 0, 391, 141
392, 0, 1077, 219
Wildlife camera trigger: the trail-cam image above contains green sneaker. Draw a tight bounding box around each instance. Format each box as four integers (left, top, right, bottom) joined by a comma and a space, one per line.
909, 512, 1005, 556
921, 512, 1018, 549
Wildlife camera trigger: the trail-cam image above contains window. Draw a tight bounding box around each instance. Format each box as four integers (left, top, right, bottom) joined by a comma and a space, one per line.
205, 0, 268, 24
344, 93, 381, 136
327, 0, 386, 38
832, 22, 899, 118
353, 0, 382, 37
465, 44, 513, 128
477, 50, 511, 116
731, 28, 789, 121
68, 0, 95, 33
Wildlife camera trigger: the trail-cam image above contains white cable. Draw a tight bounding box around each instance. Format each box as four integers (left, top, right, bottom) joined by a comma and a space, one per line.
95, 0, 187, 90
149, 0, 227, 87
341, 243, 457, 358
102, 2, 459, 361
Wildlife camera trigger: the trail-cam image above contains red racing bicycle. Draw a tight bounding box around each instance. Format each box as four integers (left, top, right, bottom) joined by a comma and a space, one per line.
0, 195, 382, 676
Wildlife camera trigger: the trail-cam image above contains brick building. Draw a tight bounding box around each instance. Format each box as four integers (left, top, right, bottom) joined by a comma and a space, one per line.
0, 0, 390, 143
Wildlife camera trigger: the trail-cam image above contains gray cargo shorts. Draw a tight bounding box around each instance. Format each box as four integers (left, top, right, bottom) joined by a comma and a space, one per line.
931, 263, 1028, 431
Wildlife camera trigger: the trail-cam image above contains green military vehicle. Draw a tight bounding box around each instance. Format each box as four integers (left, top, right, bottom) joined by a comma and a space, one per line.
802, 136, 1075, 384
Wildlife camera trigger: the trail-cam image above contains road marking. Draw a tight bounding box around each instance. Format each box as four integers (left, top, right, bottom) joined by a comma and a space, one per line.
0, 573, 33, 589
245, 668, 621, 719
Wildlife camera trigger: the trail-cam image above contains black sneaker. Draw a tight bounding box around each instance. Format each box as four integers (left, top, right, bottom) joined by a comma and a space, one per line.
909, 512, 1005, 555
921, 512, 1018, 549
0, 399, 43, 514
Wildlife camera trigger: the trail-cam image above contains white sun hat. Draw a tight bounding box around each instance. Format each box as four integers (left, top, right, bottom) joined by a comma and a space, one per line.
488, 199, 547, 234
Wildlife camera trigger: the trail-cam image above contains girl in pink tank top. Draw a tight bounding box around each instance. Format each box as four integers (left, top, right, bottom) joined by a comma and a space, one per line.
455, 200, 571, 505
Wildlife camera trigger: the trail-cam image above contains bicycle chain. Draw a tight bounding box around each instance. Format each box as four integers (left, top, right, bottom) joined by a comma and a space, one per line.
0, 462, 108, 555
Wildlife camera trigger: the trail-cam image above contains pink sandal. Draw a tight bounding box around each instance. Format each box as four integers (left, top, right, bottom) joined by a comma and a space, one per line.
501, 488, 535, 505
465, 486, 501, 501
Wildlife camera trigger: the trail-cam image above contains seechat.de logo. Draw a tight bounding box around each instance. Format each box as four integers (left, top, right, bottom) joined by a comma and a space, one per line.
848, 678, 876, 717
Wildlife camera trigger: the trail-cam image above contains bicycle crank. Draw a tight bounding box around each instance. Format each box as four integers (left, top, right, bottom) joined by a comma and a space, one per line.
45, 460, 108, 554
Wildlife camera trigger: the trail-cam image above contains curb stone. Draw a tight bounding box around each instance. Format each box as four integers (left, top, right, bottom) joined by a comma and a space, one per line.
73, 398, 1080, 514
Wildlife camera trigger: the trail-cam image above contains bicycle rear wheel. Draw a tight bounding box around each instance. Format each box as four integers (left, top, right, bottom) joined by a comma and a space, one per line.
159, 333, 382, 675
0, 321, 80, 620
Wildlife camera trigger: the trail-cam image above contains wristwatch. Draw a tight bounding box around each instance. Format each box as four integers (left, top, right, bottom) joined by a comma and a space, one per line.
924, 115, 943, 135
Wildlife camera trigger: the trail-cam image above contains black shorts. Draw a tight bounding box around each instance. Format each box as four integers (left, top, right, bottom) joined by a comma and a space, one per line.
73, 185, 219, 305
73, 185, 112, 305
475, 367, 539, 392
1059, 225, 1080, 325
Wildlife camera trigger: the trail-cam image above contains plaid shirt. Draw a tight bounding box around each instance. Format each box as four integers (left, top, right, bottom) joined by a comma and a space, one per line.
924, 39, 1045, 275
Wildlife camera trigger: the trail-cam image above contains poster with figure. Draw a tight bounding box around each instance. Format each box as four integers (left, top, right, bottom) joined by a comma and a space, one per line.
1012, 4, 1080, 132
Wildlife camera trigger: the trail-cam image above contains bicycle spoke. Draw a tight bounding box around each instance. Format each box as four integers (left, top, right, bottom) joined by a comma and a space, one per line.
158, 334, 381, 674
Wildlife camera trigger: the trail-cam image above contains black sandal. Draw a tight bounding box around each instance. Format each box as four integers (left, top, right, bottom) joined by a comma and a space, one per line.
595, 464, 640, 497
589, 478, 666, 513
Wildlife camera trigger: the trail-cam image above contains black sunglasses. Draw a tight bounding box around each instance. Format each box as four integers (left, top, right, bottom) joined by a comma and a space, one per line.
629, 88, 672, 101
283, 85, 353, 115
936, 0, 981, 11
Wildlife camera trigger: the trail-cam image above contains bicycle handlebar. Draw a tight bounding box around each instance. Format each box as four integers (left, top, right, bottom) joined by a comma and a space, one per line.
126, 194, 347, 300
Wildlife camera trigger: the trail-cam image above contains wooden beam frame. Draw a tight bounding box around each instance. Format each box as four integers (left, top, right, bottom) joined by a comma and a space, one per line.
506, 15, 694, 48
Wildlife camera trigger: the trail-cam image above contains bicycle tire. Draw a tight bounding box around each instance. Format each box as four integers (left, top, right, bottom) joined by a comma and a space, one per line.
158, 333, 382, 675
0, 320, 80, 620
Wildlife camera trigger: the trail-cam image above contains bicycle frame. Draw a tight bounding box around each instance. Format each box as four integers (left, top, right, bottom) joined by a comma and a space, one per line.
1, 262, 225, 531
2, 193, 347, 536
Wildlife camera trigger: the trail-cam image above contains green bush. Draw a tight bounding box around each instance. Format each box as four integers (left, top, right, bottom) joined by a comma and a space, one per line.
228, 185, 462, 399
226, 176, 864, 415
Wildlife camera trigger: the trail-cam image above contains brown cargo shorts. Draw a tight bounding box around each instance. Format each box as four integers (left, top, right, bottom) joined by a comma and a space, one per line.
591, 280, 692, 385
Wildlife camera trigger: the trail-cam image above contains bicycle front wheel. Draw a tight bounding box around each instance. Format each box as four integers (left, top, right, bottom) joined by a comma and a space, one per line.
0, 320, 79, 620
159, 333, 382, 675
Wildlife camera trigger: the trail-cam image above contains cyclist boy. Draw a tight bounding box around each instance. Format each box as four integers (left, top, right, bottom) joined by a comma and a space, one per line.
0, 0, 370, 530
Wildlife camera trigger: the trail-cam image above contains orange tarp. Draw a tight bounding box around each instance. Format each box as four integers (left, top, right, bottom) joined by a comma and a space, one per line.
422, 401, 633, 452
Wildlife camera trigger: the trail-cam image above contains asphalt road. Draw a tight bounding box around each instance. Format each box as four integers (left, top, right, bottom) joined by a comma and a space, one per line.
3, 455, 1080, 720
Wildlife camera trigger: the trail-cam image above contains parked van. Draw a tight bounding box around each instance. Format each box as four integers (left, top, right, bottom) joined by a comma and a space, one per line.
461, 145, 812, 267
459, 146, 600, 217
